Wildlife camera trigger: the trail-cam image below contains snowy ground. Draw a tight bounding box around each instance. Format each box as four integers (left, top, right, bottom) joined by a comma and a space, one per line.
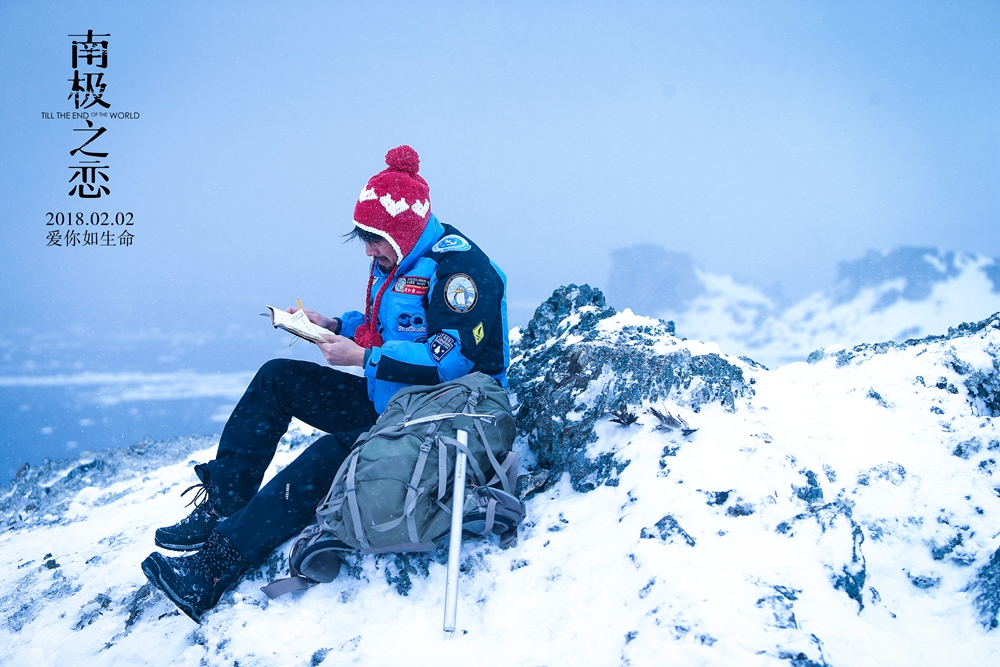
1, 311, 999, 666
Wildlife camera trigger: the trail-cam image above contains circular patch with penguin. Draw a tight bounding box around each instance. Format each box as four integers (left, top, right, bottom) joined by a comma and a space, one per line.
444, 274, 478, 313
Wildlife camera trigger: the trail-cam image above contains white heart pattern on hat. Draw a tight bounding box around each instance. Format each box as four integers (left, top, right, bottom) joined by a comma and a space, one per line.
411, 199, 429, 217
379, 193, 410, 217
359, 186, 377, 202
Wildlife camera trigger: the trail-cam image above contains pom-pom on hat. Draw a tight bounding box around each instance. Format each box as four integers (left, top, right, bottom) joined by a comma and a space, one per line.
353, 145, 431, 261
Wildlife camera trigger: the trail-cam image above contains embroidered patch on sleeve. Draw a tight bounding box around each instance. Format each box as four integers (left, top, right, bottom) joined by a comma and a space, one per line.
392, 276, 431, 296
429, 332, 458, 362
472, 322, 485, 345
444, 273, 478, 313
431, 235, 472, 253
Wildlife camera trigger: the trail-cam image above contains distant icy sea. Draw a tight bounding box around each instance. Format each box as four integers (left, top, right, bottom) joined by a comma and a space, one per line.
0, 325, 327, 481
0, 374, 250, 480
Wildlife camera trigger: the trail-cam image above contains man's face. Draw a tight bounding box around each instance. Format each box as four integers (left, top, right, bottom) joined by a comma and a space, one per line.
365, 237, 398, 272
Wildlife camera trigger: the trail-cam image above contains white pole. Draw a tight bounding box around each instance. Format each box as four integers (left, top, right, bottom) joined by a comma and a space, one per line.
443, 429, 468, 635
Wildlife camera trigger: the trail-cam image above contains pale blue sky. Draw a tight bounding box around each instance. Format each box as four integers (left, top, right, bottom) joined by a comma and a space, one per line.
2, 1, 998, 352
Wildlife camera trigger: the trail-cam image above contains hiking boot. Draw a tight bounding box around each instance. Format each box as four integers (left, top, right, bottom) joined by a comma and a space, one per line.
141, 532, 250, 623
154, 482, 243, 551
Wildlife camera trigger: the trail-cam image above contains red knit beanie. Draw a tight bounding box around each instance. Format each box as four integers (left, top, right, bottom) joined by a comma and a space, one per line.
353, 145, 431, 261
352, 146, 431, 349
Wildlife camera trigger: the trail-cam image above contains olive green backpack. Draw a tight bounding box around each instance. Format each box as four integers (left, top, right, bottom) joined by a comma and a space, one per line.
263, 372, 523, 598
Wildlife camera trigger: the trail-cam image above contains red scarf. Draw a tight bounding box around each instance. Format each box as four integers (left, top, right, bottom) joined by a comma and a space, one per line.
352, 261, 398, 349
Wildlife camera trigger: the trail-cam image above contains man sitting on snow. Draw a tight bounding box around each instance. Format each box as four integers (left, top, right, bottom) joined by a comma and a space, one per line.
141, 145, 510, 622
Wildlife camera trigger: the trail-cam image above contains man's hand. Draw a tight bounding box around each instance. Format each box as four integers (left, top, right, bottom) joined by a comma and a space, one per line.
316, 334, 366, 367
286, 306, 340, 334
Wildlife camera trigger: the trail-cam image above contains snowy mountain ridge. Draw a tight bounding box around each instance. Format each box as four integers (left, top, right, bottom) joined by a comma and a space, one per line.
1, 286, 999, 666
609, 246, 1000, 369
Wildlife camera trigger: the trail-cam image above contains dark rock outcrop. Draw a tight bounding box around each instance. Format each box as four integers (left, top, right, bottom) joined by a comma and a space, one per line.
509, 284, 752, 492
970, 546, 1000, 629
640, 515, 696, 547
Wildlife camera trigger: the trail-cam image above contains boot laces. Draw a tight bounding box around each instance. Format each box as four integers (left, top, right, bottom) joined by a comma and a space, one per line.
200, 534, 246, 581
180, 482, 219, 520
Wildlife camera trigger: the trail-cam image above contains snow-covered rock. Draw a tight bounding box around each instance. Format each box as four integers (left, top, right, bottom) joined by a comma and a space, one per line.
751, 249, 1000, 367
609, 246, 1000, 369
1, 287, 999, 666
509, 284, 752, 493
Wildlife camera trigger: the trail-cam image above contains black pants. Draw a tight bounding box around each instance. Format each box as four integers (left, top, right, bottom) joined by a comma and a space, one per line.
202, 359, 379, 564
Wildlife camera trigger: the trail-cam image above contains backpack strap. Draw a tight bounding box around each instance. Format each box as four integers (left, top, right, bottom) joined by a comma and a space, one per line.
471, 416, 515, 495
344, 450, 371, 550
360, 542, 436, 554
316, 449, 355, 522
404, 412, 472, 426
370, 426, 437, 544
479, 497, 498, 537
435, 434, 487, 486
402, 412, 497, 427
437, 437, 451, 514
463, 387, 519, 495
261, 575, 313, 598
489, 450, 519, 495
499, 524, 518, 548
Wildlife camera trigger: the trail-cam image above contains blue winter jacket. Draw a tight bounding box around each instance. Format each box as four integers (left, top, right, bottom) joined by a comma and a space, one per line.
339, 214, 509, 413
